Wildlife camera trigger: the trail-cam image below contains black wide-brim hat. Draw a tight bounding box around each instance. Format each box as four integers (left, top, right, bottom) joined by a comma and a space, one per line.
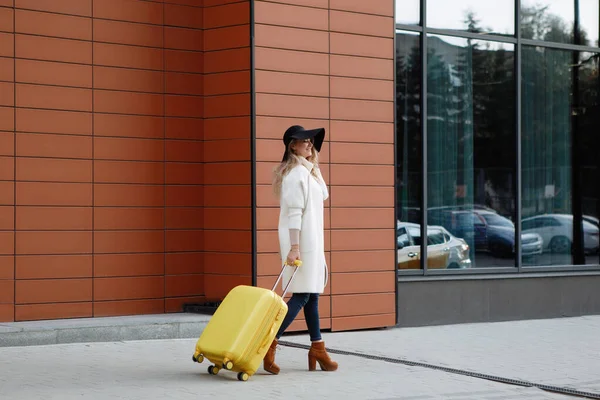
281, 125, 325, 162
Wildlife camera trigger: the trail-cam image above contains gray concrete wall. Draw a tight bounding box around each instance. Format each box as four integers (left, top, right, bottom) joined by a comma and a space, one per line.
397, 273, 600, 327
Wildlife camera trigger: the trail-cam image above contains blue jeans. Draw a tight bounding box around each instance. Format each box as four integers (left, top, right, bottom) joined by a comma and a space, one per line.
275, 293, 321, 342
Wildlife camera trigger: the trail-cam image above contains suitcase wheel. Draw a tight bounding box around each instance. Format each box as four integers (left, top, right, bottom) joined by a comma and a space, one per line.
223, 360, 233, 370
208, 365, 220, 375
192, 354, 204, 363
237, 372, 249, 382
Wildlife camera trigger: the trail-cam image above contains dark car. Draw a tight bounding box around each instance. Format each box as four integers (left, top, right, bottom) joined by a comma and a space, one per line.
475, 211, 543, 257
429, 209, 543, 257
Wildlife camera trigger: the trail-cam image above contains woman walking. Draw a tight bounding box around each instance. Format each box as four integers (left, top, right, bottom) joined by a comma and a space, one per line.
263, 125, 338, 374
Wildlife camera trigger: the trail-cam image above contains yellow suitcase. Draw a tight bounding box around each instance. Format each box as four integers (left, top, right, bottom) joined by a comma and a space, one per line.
192, 261, 300, 381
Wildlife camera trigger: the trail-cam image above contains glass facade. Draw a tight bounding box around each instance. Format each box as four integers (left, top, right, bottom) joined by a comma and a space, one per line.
395, 0, 600, 273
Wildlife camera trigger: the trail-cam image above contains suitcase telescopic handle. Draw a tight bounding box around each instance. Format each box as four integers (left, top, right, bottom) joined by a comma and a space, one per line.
272, 260, 302, 298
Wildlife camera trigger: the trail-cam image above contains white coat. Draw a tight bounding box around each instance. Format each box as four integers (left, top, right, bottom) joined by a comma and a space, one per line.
278, 157, 329, 294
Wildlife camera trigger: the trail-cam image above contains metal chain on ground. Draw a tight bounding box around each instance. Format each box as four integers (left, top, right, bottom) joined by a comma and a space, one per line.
278, 340, 600, 400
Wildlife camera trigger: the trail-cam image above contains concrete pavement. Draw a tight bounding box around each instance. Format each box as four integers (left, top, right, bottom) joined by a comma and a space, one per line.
2, 315, 600, 399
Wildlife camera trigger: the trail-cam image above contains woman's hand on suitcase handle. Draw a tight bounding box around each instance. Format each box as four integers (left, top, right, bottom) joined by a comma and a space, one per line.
287, 228, 301, 266
287, 246, 300, 266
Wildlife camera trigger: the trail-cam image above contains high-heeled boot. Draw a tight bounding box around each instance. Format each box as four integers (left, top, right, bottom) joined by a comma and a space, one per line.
263, 339, 280, 374
308, 341, 338, 371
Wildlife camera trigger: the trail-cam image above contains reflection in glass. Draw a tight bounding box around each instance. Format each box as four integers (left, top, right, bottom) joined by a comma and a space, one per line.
577, 53, 600, 265
397, 223, 471, 269
427, 35, 516, 268
427, 0, 514, 36
396, 30, 422, 269
395, 0, 420, 25
522, 47, 600, 266
521, 0, 599, 46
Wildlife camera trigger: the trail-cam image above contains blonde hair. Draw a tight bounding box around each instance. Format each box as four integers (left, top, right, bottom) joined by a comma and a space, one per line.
272, 139, 320, 197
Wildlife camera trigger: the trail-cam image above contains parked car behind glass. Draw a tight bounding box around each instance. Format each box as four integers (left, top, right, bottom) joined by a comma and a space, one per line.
397, 222, 471, 269
522, 214, 599, 254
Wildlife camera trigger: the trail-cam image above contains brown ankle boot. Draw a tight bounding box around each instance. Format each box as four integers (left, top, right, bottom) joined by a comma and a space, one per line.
263, 339, 280, 374
308, 341, 338, 371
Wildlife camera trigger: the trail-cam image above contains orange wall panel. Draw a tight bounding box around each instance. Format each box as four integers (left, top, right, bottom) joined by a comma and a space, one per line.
329, 0, 394, 17
204, 47, 250, 73
166, 72, 204, 96
255, 24, 328, 53
15, 9, 92, 41
254, 47, 329, 76
17, 109, 92, 135
166, 3, 204, 29
204, 139, 250, 162
94, 208, 164, 231
166, 208, 204, 230
17, 182, 92, 206
93, 0, 163, 25
166, 252, 203, 275
15, 302, 92, 321
254, 1, 328, 30
204, 24, 249, 51
166, 185, 204, 207
94, 161, 164, 184
165, 49, 203, 73
94, 231, 164, 254
332, 313, 396, 332
15, 279, 92, 304
95, 42, 163, 71
0, 156, 12, 180
16, 133, 92, 159
16, 255, 93, 279
329, 10, 394, 37
94, 276, 165, 301
203, 2, 249, 29
16, 34, 91, 63
165, 118, 204, 140
204, 185, 250, 207
260, 0, 328, 8
255, 70, 329, 98
166, 274, 204, 297
94, 299, 164, 318
330, 250, 395, 273
204, 117, 250, 140
0, 131, 15, 156
16, 207, 92, 231
16, 59, 92, 88
15, 0, 92, 17
0, 255, 13, 279
330, 54, 394, 80
204, 252, 251, 275
17, 84, 92, 112
94, 20, 162, 48
330, 32, 393, 59
94, 253, 164, 278
165, 230, 204, 252
94, 184, 163, 207
16, 231, 92, 255
0, 231, 14, 255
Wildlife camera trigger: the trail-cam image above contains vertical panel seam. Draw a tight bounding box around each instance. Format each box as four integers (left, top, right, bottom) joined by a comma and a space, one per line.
250, 0, 257, 287
91, 0, 95, 316
13, 0, 16, 321
392, 0, 399, 325
162, 0, 166, 312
